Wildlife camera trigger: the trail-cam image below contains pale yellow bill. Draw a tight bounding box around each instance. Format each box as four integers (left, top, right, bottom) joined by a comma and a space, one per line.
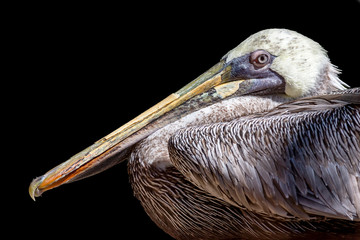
29, 60, 238, 200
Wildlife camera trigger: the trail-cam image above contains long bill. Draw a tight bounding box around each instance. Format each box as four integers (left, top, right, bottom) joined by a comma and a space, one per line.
29, 60, 251, 200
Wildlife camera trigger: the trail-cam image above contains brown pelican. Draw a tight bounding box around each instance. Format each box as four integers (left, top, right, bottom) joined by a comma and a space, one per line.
29, 29, 360, 239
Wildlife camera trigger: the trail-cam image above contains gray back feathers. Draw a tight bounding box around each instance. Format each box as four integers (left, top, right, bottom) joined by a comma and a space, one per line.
169, 88, 360, 221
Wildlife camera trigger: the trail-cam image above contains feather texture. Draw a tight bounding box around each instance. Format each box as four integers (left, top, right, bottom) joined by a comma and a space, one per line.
169, 88, 360, 221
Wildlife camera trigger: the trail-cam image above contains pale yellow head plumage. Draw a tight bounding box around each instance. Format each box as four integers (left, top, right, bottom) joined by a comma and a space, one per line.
224, 29, 347, 97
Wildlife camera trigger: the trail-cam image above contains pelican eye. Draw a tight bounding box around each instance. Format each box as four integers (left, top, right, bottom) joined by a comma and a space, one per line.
250, 50, 271, 69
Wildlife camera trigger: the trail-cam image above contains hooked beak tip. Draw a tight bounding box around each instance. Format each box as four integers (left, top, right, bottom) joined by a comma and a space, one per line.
29, 176, 44, 201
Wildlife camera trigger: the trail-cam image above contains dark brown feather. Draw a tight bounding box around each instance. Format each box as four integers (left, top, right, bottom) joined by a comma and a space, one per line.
128, 88, 360, 239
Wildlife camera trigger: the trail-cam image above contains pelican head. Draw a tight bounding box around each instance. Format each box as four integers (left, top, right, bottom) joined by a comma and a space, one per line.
29, 28, 347, 199
224, 29, 346, 97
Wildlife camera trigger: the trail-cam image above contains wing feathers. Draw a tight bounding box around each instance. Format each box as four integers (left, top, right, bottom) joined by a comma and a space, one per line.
169, 88, 360, 220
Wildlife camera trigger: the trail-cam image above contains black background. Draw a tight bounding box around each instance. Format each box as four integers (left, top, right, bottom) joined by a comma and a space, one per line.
9, 1, 360, 239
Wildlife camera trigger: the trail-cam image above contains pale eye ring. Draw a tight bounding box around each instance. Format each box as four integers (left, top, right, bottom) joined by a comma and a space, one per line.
250, 50, 271, 69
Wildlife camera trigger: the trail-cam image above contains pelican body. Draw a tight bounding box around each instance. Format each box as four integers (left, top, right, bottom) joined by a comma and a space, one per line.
30, 29, 360, 239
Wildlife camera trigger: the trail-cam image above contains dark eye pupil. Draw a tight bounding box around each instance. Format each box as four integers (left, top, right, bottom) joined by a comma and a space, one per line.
258, 55, 267, 63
